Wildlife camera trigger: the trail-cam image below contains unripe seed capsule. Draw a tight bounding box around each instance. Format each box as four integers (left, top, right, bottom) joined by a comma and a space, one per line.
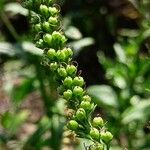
63, 48, 73, 57
49, 7, 58, 16
101, 131, 113, 143
82, 95, 91, 102
34, 23, 41, 32
50, 62, 58, 71
61, 35, 67, 44
67, 120, 79, 131
47, 48, 56, 60
80, 101, 91, 110
57, 67, 67, 78
40, 5, 49, 16
42, 22, 51, 32
48, 17, 58, 25
52, 31, 62, 39
43, 34, 52, 45
92, 117, 104, 128
66, 65, 77, 76
56, 50, 66, 62
63, 76, 73, 87
90, 128, 100, 141
63, 89, 72, 100
76, 108, 86, 120
73, 86, 84, 97
73, 76, 84, 86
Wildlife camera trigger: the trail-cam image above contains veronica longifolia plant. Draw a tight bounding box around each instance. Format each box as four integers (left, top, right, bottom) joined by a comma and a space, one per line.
23, 0, 113, 149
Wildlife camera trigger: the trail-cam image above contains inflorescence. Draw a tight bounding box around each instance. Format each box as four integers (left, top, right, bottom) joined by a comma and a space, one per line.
24, 0, 113, 149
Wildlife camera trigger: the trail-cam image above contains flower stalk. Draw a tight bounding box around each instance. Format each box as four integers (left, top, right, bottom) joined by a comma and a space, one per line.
23, 0, 113, 149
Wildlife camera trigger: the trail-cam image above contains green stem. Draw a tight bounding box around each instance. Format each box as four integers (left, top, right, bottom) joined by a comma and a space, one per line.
35, 62, 54, 117
106, 144, 110, 150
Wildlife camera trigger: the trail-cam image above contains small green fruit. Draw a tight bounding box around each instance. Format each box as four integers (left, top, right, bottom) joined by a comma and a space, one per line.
56, 50, 66, 62
82, 95, 91, 102
63, 48, 73, 57
101, 131, 113, 143
40, 5, 49, 16
47, 48, 56, 60
90, 128, 100, 141
73, 86, 84, 97
48, 16, 58, 25
67, 120, 79, 131
34, 23, 41, 32
57, 67, 67, 78
76, 108, 86, 120
42, 22, 51, 32
80, 101, 91, 110
63, 89, 72, 100
66, 65, 77, 76
43, 34, 52, 46
63, 76, 73, 87
73, 76, 84, 86
49, 7, 59, 16
92, 117, 104, 128
49, 62, 58, 71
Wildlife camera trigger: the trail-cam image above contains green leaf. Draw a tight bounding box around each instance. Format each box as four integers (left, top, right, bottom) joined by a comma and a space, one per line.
4, 2, 28, 16
1, 111, 29, 134
69, 37, 95, 54
11, 78, 35, 104
113, 43, 126, 64
65, 26, 82, 40
122, 99, 150, 124
87, 85, 118, 108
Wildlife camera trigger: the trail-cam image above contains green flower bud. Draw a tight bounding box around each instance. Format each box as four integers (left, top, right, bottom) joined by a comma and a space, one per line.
47, 48, 56, 60
82, 95, 91, 102
73, 76, 84, 86
73, 86, 84, 97
80, 101, 91, 110
63, 48, 73, 58
101, 131, 113, 143
48, 17, 58, 25
57, 67, 67, 78
49, 7, 59, 16
52, 31, 62, 40
67, 120, 79, 131
66, 65, 77, 76
92, 117, 104, 128
40, 4, 49, 17
63, 76, 73, 87
61, 35, 67, 44
76, 108, 86, 120
43, 34, 52, 46
34, 23, 41, 32
56, 50, 66, 62
51, 31, 67, 48
49, 62, 58, 71
90, 128, 100, 141
63, 89, 72, 100
42, 22, 51, 32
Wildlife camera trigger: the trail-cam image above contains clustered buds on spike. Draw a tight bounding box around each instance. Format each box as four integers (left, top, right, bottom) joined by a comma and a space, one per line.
24, 0, 113, 149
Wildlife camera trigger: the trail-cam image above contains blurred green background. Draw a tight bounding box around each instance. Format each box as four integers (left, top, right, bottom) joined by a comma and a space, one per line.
0, 0, 150, 150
